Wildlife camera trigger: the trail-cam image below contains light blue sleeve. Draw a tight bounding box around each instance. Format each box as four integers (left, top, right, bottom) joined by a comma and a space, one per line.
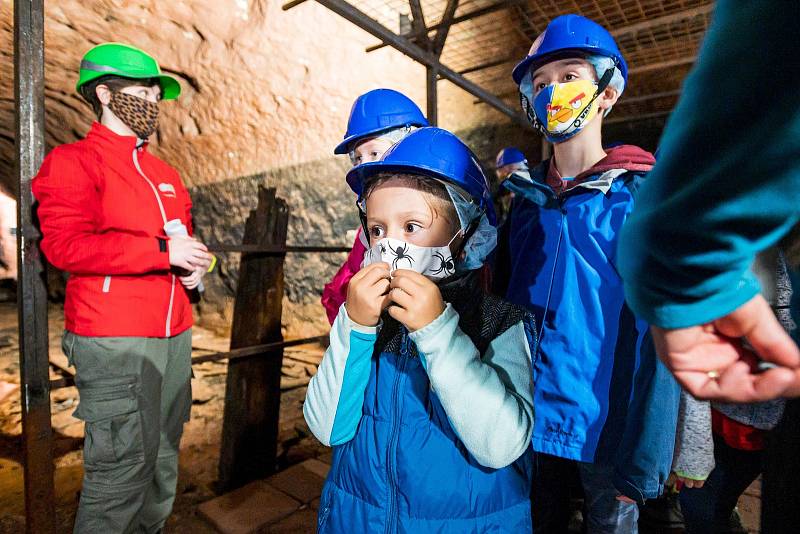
409, 304, 534, 469
303, 304, 377, 447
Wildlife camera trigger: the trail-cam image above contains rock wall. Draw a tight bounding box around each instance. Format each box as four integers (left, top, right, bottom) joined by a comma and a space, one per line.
189, 120, 543, 336
0, 0, 507, 192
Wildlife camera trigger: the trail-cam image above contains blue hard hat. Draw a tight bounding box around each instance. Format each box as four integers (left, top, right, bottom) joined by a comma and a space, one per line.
334, 89, 429, 155
495, 147, 527, 168
346, 127, 496, 225
512, 14, 628, 85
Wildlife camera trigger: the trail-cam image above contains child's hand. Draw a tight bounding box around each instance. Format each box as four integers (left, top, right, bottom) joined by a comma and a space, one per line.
667, 471, 706, 490
179, 267, 204, 290
346, 263, 391, 327
388, 270, 445, 332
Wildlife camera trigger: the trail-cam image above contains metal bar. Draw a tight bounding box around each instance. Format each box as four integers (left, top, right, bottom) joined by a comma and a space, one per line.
14, 0, 56, 532
431, 0, 459, 55
459, 56, 514, 75
408, 0, 431, 49
365, 0, 519, 53
610, 4, 714, 37
281, 0, 309, 10
50, 335, 330, 390
207, 244, 352, 254
313, 0, 532, 128
426, 66, 438, 126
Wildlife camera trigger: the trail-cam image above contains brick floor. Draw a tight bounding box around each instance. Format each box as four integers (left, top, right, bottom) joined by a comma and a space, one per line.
199, 457, 329, 533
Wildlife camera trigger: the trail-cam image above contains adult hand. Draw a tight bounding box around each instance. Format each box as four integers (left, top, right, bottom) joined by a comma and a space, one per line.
651, 295, 800, 402
168, 235, 211, 272
345, 263, 391, 327
615, 495, 637, 504
179, 268, 204, 290
388, 270, 446, 332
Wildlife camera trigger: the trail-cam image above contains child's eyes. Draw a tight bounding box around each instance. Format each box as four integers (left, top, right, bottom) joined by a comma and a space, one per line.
370, 226, 384, 238
564, 73, 577, 82
370, 151, 380, 158
536, 82, 547, 93
404, 223, 421, 233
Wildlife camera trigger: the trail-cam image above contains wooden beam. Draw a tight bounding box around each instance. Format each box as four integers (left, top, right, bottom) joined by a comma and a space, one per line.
628, 56, 696, 74
365, 0, 519, 53
427, 65, 438, 125
619, 89, 681, 105
218, 187, 289, 492
604, 110, 672, 125
313, 0, 532, 129
611, 4, 714, 37
14, 0, 56, 531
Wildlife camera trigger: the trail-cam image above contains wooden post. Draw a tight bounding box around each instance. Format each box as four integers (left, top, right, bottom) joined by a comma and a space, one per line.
218, 187, 289, 492
14, 0, 56, 532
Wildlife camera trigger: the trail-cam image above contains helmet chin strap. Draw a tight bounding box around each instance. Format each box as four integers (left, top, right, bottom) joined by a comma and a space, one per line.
524, 57, 619, 143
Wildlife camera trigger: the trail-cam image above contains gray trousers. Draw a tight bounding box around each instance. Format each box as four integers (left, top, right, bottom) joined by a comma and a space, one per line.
64, 329, 192, 534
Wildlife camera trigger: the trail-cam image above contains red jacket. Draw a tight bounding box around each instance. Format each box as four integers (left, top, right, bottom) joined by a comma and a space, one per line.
33, 122, 194, 338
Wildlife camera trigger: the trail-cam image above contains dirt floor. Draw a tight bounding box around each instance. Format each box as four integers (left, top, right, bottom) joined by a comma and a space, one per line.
0, 301, 763, 533
0, 302, 327, 533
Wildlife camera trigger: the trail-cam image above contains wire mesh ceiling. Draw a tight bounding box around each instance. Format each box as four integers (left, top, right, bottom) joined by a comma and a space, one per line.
347, 0, 714, 123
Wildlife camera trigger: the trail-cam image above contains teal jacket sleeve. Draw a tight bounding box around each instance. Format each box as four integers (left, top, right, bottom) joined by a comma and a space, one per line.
303, 304, 377, 447
618, 0, 800, 328
409, 304, 534, 469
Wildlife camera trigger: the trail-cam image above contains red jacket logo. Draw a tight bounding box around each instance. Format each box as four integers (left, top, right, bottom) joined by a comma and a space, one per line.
158, 183, 177, 198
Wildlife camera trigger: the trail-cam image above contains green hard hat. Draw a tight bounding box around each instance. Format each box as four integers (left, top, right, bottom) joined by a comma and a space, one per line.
76, 42, 181, 100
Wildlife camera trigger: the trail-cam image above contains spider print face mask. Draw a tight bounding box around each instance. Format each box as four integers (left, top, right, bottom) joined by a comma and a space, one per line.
361, 236, 458, 281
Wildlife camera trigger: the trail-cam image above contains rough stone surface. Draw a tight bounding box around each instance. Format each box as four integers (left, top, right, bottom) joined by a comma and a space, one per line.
0, 0, 506, 193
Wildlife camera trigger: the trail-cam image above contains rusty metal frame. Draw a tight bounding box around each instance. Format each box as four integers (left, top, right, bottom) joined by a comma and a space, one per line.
15, 0, 56, 532
284, 0, 532, 129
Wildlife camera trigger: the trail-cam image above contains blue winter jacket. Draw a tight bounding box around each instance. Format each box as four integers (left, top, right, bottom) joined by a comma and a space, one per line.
304, 273, 536, 533
499, 153, 680, 503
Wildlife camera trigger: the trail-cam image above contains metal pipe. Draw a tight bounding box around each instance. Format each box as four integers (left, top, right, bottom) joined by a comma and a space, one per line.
313, 0, 532, 128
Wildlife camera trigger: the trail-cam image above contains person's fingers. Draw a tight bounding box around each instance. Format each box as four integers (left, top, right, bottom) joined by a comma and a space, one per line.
391, 269, 426, 287
615, 495, 636, 504
371, 278, 390, 296
720, 295, 800, 368
676, 361, 795, 402
778, 369, 800, 397
693, 480, 705, 489
387, 304, 408, 324
359, 262, 391, 285
389, 274, 420, 296
378, 292, 393, 311
389, 287, 413, 309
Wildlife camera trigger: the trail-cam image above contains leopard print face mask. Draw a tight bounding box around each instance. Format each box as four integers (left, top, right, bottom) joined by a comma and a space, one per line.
108, 91, 160, 140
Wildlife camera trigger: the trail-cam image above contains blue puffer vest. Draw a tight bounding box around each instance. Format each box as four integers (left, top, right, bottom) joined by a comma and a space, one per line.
318, 273, 534, 533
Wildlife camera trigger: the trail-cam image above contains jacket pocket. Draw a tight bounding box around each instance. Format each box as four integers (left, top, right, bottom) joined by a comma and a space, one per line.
73, 375, 144, 467
61, 331, 77, 367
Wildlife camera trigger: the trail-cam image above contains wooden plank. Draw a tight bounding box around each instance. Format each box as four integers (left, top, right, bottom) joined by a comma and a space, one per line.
218, 186, 289, 491
14, 0, 56, 532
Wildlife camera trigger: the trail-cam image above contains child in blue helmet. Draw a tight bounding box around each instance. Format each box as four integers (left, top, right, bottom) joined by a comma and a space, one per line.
305, 127, 536, 533
497, 14, 681, 533
494, 147, 528, 225
321, 89, 428, 324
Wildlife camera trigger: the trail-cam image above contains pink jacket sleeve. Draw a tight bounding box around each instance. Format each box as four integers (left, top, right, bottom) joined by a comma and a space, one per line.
321, 229, 367, 325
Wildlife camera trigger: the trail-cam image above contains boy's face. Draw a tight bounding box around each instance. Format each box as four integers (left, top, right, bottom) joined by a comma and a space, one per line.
530, 57, 597, 96
351, 137, 396, 167
365, 178, 456, 249
530, 57, 619, 114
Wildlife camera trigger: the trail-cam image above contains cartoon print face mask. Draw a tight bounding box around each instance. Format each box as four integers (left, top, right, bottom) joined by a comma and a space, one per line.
529, 79, 600, 143
361, 236, 458, 281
